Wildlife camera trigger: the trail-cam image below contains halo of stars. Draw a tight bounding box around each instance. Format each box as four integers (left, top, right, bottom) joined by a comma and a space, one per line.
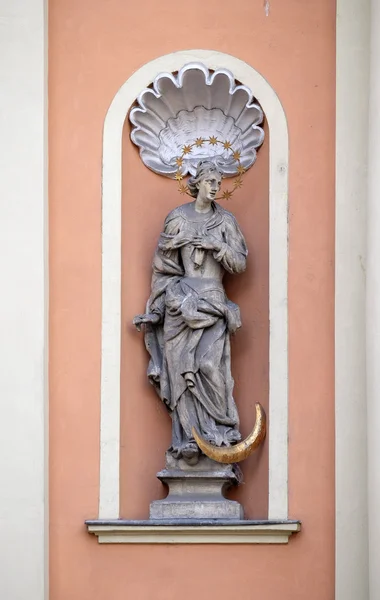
174, 137, 246, 201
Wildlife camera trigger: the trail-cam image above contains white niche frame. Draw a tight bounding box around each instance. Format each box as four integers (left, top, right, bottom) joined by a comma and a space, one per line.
99, 50, 288, 521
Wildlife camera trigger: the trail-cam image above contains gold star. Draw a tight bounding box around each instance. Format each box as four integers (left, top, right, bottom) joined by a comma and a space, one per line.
234, 177, 243, 188
222, 190, 233, 200
237, 165, 246, 175
232, 150, 241, 161
175, 171, 183, 181
182, 144, 192, 155
223, 140, 232, 150
179, 183, 189, 195
195, 137, 205, 147
208, 136, 218, 146
175, 157, 183, 167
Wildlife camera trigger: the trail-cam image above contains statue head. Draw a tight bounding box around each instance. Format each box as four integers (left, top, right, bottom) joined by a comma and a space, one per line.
187, 160, 223, 202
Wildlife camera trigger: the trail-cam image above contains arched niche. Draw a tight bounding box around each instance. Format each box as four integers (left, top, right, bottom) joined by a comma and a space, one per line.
98, 50, 288, 522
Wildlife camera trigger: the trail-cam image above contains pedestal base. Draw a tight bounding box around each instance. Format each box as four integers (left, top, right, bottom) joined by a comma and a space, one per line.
149, 453, 244, 520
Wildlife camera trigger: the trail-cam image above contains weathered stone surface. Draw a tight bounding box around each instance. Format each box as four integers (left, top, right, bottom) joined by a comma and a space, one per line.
149, 453, 244, 520
133, 161, 247, 464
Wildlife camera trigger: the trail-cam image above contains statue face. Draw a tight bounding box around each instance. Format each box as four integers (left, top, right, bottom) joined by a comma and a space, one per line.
197, 173, 222, 202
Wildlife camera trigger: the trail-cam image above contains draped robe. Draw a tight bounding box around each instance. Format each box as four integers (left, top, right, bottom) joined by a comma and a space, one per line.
143, 201, 248, 458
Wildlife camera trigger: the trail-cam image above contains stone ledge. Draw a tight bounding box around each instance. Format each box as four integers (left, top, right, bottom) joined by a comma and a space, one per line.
86, 519, 301, 544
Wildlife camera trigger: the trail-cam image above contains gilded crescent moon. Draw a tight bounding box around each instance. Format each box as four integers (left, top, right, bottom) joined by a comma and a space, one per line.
192, 403, 266, 464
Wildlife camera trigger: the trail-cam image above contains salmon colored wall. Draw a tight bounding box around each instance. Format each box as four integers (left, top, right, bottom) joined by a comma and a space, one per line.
49, 1, 335, 599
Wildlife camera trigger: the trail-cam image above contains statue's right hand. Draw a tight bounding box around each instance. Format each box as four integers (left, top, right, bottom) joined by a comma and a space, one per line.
133, 313, 160, 331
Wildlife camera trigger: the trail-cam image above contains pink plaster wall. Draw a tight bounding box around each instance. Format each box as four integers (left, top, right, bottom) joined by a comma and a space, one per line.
49, 0, 336, 598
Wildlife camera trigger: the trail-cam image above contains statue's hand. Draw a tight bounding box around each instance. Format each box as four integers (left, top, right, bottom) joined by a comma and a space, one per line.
133, 313, 160, 331
193, 234, 222, 252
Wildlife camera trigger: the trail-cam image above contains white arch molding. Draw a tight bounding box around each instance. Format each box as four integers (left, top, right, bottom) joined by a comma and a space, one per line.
99, 50, 289, 520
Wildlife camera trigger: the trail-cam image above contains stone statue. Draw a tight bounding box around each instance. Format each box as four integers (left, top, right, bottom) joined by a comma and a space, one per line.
133, 160, 250, 465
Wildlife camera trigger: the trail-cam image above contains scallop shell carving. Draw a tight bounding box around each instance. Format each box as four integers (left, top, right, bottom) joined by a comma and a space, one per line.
129, 63, 265, 178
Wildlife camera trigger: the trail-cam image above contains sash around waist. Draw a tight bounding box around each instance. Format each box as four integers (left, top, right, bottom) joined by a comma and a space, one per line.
181, 276, 224, 295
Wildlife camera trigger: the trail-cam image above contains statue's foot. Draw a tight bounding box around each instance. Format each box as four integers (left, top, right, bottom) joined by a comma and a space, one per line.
182, 442, 200, 465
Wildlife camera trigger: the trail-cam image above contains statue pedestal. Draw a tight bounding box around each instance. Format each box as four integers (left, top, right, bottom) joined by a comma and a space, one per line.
150, 453, 244, 520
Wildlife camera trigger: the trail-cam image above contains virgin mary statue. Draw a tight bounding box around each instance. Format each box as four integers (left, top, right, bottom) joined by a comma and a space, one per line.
133, 160, 248, 464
